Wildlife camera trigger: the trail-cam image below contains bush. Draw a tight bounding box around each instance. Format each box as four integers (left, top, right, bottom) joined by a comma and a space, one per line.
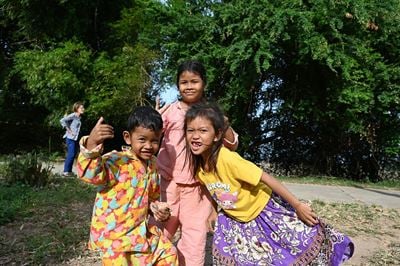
0, 152, 53, 187
0, 184, 31, 225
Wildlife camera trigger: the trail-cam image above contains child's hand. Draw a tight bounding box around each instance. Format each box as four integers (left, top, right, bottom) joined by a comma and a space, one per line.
150, 201, 171, 222
206, 208, 218, 233
155, 96, 171, 115
87, 117, 114, 150
294, 202, 319, 226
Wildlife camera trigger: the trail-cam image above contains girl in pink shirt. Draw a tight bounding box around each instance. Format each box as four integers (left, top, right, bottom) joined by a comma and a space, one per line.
156, 60, 238, 265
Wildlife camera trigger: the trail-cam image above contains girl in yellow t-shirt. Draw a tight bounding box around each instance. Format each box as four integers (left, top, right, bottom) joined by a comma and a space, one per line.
184, 102, 354, 266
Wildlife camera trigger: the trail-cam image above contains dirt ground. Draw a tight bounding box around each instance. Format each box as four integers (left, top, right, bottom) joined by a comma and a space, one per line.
1, 198, 399, 265
343, 235, 398, 266
59, 230, 399, 266
1, 222, 398, 265
58, 238, 395, 266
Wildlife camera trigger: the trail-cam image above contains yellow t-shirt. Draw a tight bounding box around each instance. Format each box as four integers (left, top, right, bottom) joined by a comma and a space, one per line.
198, 147, 272, 222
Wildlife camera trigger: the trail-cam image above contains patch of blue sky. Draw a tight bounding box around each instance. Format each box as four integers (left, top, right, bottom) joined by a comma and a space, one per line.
159, 85, 179, 104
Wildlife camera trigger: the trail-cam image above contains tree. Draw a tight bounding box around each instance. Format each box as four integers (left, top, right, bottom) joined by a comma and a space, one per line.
0, 0, 162, 152
12, 41, 92, 125
149, 0, 400, 180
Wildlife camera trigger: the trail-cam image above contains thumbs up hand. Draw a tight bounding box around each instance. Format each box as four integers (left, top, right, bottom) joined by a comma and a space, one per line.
86, 117, 114, 150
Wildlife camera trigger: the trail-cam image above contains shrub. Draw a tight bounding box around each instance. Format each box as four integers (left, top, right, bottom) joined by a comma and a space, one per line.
0, 152, 53, 187
0, 184, 31, 225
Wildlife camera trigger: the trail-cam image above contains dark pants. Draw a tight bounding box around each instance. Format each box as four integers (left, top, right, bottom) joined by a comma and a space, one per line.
63, 138, 78, 173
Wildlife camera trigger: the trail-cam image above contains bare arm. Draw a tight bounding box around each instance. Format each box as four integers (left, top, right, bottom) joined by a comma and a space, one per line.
222, 116, 239, 151
207, 198, 218, 232
223, 127, 239, 150
260, 172, 319, 226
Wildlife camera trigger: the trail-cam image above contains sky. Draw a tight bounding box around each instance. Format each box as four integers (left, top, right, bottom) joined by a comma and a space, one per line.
159, 86, 179, 104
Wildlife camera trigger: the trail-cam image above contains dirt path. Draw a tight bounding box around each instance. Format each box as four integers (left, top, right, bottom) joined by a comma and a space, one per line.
2, 171, 398, 265
2, 213, 398, 266
60, 232, 399, 266
343, 236, 393, 266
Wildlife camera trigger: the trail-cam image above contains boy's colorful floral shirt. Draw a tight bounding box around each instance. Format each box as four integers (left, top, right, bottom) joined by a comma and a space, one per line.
77, 136, 161, 254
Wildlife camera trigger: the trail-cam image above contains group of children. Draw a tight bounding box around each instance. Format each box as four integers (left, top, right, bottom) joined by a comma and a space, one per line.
77, 60, 354, 265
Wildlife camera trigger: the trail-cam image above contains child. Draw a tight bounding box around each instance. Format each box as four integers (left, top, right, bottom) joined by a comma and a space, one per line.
60, 101, 85, 176
184, 102, 354, 265
77, 106, 178, 266
155, 60, 238, 265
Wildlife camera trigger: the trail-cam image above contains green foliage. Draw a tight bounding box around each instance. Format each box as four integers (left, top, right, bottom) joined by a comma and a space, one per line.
88, 44, 158, 127
0, 184, 31, 225
0, 153, 53, 187
0, 0, 131, 49
150, 0, 400, 180
12, 41, 92, 126
11, 41, 158, 130
1, 0, 399, 180
1, 0, 161, 153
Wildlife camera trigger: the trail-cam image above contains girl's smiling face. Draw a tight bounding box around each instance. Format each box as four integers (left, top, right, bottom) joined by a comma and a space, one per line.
186, 116, 220, 159
178, 71, 205, 104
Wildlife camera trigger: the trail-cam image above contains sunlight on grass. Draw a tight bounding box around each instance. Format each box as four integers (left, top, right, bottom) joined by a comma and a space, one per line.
1, 175, 399, 265
367, 242, 400, 265
0, 178, 94, 264
277, 176, 400, 190
311, 201, 400, 237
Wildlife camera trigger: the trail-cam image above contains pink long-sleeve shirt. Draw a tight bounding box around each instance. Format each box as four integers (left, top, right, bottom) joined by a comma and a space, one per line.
157, 101, 239, 185
157, 101, 195, 184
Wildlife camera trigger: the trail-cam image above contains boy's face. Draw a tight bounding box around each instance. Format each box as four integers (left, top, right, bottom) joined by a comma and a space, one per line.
123, 126, 162, 163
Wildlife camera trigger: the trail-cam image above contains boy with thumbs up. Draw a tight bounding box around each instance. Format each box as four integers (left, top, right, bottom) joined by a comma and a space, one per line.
77, 106, 178, 265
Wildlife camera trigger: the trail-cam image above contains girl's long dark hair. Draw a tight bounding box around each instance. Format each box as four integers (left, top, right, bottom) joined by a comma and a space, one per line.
176, 60, 207, 87
176, 60, 208, 103
184, 103, 225, 176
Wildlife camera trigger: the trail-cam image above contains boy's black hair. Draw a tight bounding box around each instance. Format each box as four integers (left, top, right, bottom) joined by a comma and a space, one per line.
127, 106, 163, 133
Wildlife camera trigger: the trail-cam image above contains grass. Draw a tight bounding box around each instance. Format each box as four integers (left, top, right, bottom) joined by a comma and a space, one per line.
0, 174, 399, 265
311, 200, 400, 265
0, 178, 95, 225
276, 175, 400, 190
0, 184, 31, 224
311, 200, 400, 236
0, 178, 96, 265
367, 242, 400, 265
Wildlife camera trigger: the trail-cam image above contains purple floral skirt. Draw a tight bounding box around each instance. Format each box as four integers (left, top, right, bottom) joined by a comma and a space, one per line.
212, 193, 354, 265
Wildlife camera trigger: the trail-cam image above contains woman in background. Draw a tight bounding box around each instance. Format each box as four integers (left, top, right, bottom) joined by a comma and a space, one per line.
60, 101, 85, 177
